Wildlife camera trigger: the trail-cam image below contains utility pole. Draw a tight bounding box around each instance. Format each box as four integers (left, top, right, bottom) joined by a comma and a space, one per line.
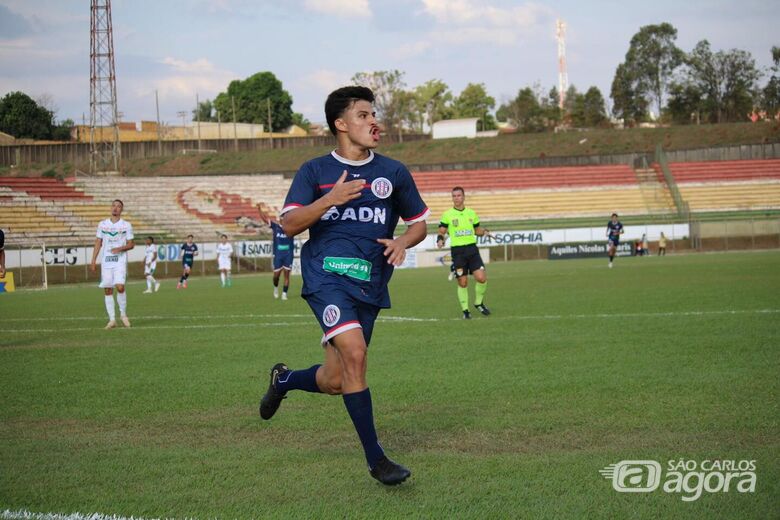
231, 95, 238, 152
196, 92, 201, 151
155, 89, 162, 156
267, 98, 273, 149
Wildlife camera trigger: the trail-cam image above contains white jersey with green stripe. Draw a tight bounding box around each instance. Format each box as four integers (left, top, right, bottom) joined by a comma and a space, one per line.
96, 218, 134, 266
440, 207, 480, 247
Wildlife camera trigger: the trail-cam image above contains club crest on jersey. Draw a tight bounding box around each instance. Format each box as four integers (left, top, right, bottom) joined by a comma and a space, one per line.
322, 304, 341, 327
371, 177, 393, 199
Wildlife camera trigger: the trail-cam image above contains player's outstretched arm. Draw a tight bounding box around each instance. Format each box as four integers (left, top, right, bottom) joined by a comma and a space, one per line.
377, 221, 427, 266
90, 238, 102, 272
283, 170, 363, 237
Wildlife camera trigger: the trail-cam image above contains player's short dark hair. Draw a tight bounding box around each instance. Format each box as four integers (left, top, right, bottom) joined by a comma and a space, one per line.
187, 234, 194, 239
113, 199, 123, 207
325, 86, 375, 136
452, 186, 465, 194
147, 236, 154, 242
611, 213, 618, 217
221, 234, 227, 238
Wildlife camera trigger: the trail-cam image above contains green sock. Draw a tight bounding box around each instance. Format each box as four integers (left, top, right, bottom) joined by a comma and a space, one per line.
457, 286, 469, 311
475, 281, 487, 306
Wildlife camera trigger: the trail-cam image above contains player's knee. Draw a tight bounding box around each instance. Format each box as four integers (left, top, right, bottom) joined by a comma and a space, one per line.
116, 285, 125, 293
340, 346, 367, 376
457, 278, 468, 288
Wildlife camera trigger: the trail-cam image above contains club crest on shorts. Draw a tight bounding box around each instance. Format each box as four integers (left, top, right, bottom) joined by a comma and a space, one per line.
371, 177, 393, 199
322, 304, 341, 327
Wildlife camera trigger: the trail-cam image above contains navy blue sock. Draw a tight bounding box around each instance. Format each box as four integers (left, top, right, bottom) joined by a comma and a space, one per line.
276, 364, 322, 393
343, 388, 385, 469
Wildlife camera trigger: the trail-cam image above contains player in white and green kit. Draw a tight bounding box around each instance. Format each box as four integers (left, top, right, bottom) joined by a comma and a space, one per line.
90, 199, 135, 329
437, 187, 491, 319
143, 236, 160, 293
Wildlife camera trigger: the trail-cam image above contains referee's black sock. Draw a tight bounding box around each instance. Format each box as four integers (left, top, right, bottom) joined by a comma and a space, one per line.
283, 284, 289, 294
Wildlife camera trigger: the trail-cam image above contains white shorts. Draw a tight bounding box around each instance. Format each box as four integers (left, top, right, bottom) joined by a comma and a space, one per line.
218, 257, 231, 271
144, 262, 157, 276
100, 264, 127, 288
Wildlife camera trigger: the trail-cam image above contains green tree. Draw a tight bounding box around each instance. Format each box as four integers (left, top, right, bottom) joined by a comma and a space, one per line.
192, 99, 216, 122
610, 62, 649, 124
541, 87, 562, 128
582, 86, 608, 127
213, 72, 293, 131
51, 118, 74, 141
412, 79, 453, 133
453, 83, 496, 131
498, 87, 544, 132
625, 23, 684, 116
665, 82, 703, 124
681, 40, 761, 123
761, 46, 780, 118
0, 91, 54, 139
351, 70, 408, 133
291, 112, 311, 132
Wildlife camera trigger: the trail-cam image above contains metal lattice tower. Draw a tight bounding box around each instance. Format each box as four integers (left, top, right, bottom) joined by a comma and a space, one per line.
556, 19, 569, 110
90, 0, 121, 174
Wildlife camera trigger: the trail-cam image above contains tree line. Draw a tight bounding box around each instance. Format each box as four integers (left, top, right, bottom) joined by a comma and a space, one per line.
2, 21, 777, 141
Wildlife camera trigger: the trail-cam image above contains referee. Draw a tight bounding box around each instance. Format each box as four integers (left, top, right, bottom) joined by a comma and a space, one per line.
437, 186, 491, 319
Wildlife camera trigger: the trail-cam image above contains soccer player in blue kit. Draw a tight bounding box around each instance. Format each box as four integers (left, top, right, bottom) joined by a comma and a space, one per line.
177, 235, 198, 289
257, 205, 294, 300
259, 86, 430, 485
606, 213, 624, 268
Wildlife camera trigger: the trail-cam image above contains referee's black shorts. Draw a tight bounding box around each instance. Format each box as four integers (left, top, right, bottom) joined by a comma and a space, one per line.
451, 243, 484, 277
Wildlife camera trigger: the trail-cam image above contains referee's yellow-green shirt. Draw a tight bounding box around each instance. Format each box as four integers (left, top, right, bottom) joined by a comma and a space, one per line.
439, 207, 480, 247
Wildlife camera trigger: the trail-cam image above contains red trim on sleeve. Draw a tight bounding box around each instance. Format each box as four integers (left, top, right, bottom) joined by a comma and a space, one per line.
403, 208, 431, 224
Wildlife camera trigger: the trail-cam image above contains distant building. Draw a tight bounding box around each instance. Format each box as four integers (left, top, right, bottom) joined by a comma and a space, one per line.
432, 118, 479, 139
0, 130, 15, 144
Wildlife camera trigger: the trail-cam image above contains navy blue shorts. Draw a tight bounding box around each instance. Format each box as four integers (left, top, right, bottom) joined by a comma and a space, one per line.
273, 249, 293, 271
304, 286, 381, 347
608, 238, 620, 248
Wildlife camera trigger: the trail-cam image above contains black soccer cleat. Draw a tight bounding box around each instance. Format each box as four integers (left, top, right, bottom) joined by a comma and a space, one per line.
462, 310, 472, 320
369, 456, 411, 486
475, 303, 491, 316
259, 363, 289, 420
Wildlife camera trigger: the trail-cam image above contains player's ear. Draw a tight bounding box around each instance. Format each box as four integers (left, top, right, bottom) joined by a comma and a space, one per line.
334, 117, 349, 133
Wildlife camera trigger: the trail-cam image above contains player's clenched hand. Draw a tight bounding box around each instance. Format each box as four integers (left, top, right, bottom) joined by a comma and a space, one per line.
377, 237, 407, 266
90, 262, 96, 273
325, 170, 364, 206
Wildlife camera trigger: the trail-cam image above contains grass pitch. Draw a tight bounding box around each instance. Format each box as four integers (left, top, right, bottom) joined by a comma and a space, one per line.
1, 251, 778, 519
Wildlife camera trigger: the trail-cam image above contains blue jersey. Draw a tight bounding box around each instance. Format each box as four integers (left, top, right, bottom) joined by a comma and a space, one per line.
270, 221, 293, 254
281, 150, 429, 308
607, 221, 623, 240
181, 242, 198, 264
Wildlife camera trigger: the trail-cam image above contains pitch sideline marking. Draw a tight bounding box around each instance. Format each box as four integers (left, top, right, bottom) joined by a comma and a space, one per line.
4, 309, 778, 334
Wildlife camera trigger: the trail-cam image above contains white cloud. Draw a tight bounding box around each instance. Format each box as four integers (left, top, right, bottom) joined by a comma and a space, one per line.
304, 0, 372, 19
389, 40, 433, 60
159, 57, 217, 74
418, 0, 554, 45
297, 69, 350, 93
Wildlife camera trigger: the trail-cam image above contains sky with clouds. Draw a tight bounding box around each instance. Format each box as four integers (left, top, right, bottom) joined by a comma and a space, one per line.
0, 0, 777, 126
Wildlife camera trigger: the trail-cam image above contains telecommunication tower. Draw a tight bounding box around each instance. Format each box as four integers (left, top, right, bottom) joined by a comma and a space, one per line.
556, 19, 569, 110
90, 0, 121, 174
